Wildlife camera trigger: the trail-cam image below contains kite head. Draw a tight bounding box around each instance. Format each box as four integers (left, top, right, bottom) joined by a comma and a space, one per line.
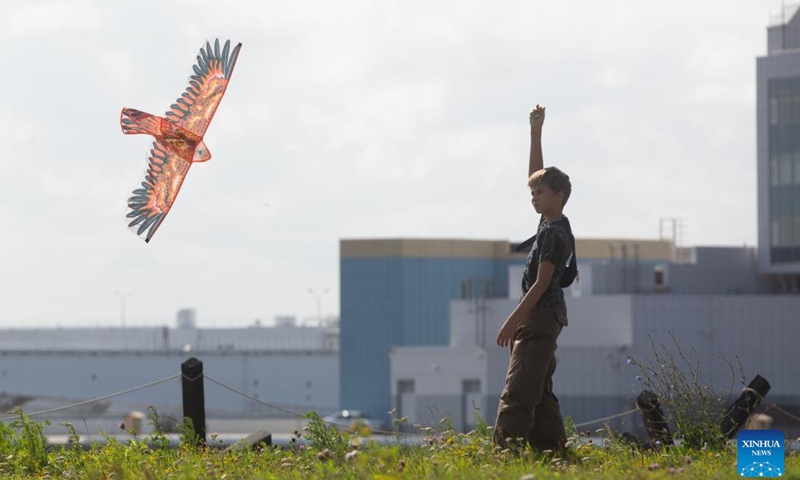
193, 141, 212, 162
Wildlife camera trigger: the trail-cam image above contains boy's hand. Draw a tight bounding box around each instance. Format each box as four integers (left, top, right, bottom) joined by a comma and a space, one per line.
529, 104, 545, 130
496, 315, 520, 348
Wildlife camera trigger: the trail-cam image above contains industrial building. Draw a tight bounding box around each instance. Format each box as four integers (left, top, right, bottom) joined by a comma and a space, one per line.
0, 313, 339, 434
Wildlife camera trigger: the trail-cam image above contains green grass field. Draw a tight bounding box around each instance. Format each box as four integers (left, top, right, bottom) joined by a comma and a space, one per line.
1, 410, 798, 479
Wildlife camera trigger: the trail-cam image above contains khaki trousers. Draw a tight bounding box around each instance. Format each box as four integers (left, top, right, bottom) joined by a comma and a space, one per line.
493, 306, 567, 452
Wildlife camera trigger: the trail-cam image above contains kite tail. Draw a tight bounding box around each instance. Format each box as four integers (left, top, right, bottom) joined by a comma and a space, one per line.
120, 108, 162, 136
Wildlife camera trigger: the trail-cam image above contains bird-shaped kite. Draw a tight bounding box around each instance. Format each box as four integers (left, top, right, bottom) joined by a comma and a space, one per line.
120, 39, 242, 242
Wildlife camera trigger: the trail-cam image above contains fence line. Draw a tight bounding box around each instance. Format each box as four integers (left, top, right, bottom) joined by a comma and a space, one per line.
3, 368, 796, 438
0, 373, 181, 422
204, 374, 398, 435
765, 403, 800, 423
573, 408, 639, 429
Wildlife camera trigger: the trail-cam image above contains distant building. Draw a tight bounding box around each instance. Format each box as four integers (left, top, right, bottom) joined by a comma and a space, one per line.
0, 322, 340, 430
390, 246, 800, 436
339, 236, 682, 424
757, 5, 800, 286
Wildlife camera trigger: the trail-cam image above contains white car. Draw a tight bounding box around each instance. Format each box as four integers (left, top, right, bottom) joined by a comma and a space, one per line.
322, 409, 385, 432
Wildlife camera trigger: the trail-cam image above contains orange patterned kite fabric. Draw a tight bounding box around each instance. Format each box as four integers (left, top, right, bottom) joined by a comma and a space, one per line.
120, 39, 242, 243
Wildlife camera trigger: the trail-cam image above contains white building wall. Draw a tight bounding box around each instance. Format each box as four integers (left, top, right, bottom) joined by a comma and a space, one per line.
0, 325, 341, 429
389, 346, 487, 431
0, 351, 339, 418
0, 326, 337, 352
391, 292, 800, 435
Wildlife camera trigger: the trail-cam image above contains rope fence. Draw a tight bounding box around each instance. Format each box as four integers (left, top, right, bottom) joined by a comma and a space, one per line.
0, 373, 181, 422
2, 366, 798, 440
573, 408, 639, 429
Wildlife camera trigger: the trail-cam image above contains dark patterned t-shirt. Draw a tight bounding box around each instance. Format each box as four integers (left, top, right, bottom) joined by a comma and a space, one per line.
521, 215, 574, 313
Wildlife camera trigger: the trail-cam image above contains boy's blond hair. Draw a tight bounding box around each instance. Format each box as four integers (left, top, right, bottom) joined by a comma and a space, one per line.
528, 166, 572, 206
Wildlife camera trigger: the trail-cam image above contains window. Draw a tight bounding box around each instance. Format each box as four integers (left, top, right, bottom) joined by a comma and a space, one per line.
780, 152, 793, 185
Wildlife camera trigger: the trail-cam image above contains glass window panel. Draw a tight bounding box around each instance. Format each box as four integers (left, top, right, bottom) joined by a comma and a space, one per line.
778, 97, 793, 123
780, 153, 793, 185
772, 158, 779, 186
795, 154, 800, 184
772, 220, 780, 246
794, 96, 800, 122
780, 217, 794, 246
795, 216, 800, 247
771, 98, 779, 125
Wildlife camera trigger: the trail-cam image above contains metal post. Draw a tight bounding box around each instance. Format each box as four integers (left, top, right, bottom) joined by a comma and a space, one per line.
114, 290, 132, 327
181, 357, 206, 446
307, 287, 329, 323
720, 375, 771, 440
637, 390, 673, 446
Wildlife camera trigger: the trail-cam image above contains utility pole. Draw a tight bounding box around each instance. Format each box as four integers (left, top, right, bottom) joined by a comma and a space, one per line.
114, 290, 132, 327
307, 287, 329, 324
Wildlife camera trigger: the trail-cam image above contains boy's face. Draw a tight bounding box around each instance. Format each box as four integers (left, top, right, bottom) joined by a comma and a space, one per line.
530, 182, 563, 215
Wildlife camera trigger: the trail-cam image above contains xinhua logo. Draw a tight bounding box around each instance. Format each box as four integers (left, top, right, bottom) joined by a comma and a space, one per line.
738, 430, 784, 477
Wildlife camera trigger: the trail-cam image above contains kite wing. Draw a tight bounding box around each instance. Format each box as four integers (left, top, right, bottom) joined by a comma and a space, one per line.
165, 39, 242, 137
127, 140, 192, 243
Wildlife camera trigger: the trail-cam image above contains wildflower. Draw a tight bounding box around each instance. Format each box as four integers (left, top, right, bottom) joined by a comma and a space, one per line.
669, 467, 676, 475
626, 356, 633, 365
118, 422, 126, 431
649, 463, 660, 471
397, 460, 406, 472
655, 440, 661, 447
635, 375, 642, 382
684, 455, 693, 465
345, 450, 359, 461
316, 448, 331, 461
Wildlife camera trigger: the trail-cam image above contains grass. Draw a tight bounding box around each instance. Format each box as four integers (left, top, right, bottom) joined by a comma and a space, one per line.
1, 408, 799, 479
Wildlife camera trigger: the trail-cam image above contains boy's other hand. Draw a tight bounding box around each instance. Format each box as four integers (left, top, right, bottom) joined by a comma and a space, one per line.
529, 104, 545, 129
496, 317, 518, 348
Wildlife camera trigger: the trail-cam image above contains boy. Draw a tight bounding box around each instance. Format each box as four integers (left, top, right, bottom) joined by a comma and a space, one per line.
493, 104, 574, 453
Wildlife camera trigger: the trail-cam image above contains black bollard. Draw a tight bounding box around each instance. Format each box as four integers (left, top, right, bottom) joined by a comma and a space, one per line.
637, 390, 673, 446
181, 357, 206, 446
720, 374, 771, 440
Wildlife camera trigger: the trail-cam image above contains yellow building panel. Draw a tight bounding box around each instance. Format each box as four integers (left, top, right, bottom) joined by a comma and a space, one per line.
576, 239, 676, 262
341, 239, 515, 259
341, 238, 684, 262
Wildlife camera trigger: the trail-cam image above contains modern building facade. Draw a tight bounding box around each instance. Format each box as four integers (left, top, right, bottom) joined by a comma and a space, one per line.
757, 6, 800, 286
339, 239, 522, 422
339, 236, 682, 424
390, 246, 800, 437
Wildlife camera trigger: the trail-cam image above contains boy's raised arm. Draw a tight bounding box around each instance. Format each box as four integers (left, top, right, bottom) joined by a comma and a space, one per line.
528, 104, 545, 177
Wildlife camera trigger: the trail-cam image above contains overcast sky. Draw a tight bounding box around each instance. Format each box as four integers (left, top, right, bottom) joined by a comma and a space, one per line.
0, 0, 789, 328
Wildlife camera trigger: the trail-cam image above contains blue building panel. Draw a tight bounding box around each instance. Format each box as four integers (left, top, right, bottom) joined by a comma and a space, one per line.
340, 255, 522, 421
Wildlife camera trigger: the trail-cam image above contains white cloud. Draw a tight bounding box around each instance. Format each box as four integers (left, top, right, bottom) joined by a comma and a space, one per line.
4, 0, 103, 37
